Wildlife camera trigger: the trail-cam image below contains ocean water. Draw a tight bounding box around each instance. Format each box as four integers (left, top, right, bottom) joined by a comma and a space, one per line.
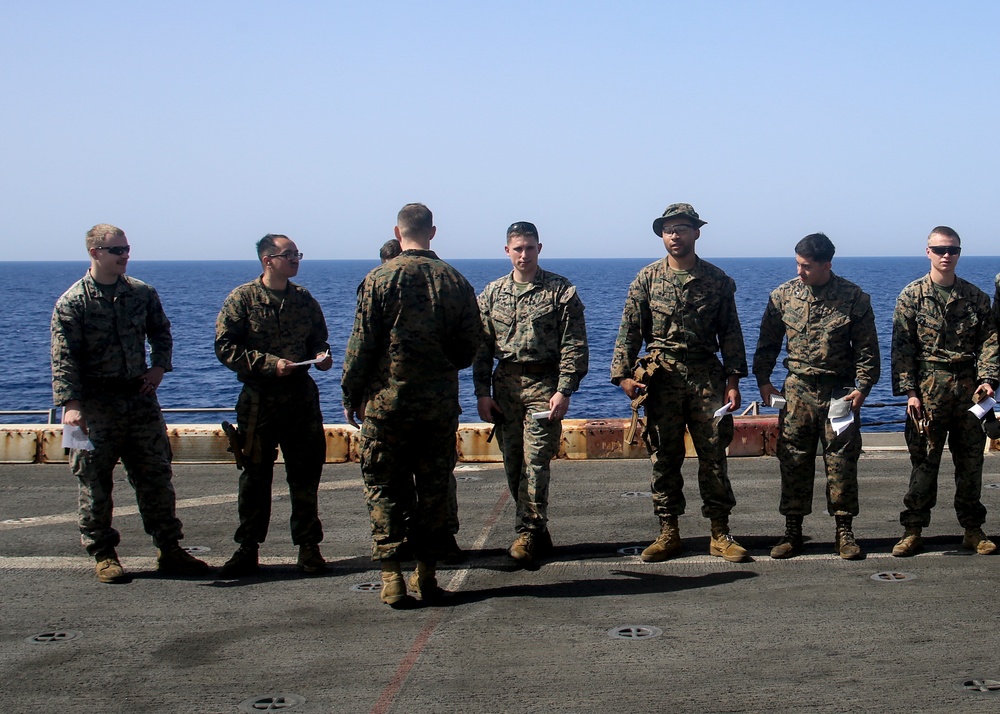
3, 256, 998, 432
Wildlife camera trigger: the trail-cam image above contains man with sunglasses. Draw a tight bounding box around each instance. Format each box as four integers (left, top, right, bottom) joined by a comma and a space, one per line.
611, 203, 750, 563
473, 221, 589, 567
754, 233, 880, 560
891, 226, 998, 557
51, 224, 209, 582
215, 234, 334, 577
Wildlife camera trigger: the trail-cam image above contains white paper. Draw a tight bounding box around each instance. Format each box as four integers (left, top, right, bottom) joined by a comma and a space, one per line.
532, 410, 552, 420
287, 353, 330, 367
62, 425, 94, 451
769, 395, 786, 409
713, 402, 736, 418
969, 396, 997, 420
830, 411, 855, 437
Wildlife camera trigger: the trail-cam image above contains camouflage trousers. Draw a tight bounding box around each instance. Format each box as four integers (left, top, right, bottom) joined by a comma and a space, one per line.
643, 358, 736, 520
70, 390, 183, 556
776, 373, 861, 518
493, 366, 561, 534
359, 416, 459, 561
901, 368, 987, 529
234, 378, 325, 546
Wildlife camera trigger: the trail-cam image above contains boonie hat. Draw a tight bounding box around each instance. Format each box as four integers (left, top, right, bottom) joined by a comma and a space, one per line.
652, 203, 706, 237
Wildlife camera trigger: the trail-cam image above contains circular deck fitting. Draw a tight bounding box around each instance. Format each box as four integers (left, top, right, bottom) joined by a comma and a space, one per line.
455, 476, 482, 482
953, 679, 1000, 694
182, 545, 211, 554
239, 694, 306, 712
350, 582, 382, 593
608, 625, 662, 641
870, 571, 916, 583
620, 491, 652, 498
617, 546, 645, 556
26, 630, 81, 644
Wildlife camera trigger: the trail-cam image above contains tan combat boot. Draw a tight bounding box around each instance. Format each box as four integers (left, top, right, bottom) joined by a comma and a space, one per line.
709, 518, 749, 562
892, 527, 922, 557
834, 515, 863, 560
962, 527, 997, 555
95, 550, 126, 583
640, 516, 682, 562
297, 543, 328, 574
380, 560, 413, 608
770, 516, 803, 559
408, 560, 445, 603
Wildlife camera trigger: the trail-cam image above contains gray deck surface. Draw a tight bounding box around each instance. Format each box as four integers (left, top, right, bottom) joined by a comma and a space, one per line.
2, 450, 1000, 713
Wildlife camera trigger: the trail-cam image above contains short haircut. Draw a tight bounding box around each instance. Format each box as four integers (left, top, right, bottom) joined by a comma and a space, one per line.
86, 224, 125, 250
506, 221, 539, 243
795, 233, 836, 263
397, 203, 433, 238
928, 225, 961, 245
256, 233, 289, 260
379, 239, 402, 262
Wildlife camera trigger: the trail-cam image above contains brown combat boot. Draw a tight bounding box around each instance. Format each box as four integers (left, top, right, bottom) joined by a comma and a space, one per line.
380, 560, 414, 608
962, 527, 997, 555
770, 515, 803, 559
95, 550, 126, 583
407, 560, 445, 603
157, 542, 210, 576
709, 518, 749, 562
297, 543, 328, 574
640, 516, 682, 562
834, 515, 863, 560
219, 542, 259, 578
892, 527, 922, 557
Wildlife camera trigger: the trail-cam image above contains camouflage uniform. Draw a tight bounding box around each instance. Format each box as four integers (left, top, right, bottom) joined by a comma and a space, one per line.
342, 249, 481, 561
753, 274, 880, 517
51, 272, 184, 556
215, 277, 330, 547
610, 257, 747, 519
473, 268, 589, 535
892, 275, 999, 528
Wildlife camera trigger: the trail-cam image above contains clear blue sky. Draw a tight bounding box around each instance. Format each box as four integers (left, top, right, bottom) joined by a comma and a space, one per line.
3, 2, 999, 261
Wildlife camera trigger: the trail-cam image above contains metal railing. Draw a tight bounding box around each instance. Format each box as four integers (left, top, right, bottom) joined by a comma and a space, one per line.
0, 407, 234, 424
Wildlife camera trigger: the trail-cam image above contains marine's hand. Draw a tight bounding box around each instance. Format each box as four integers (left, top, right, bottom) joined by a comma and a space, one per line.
906, 391, 923, 421
726, 382, 742, 412
759, 383, 780, 406
314, 352, 334, 371
846, 389, 865, 410
344, 405, 363, 429
620, 378, 646, 400
276, 358, 295, 377
478, 396, 501, 423
62, 400, 87, 434
548, 392, 570, 421
974, 383, 996, 401
140, 366, 165, 396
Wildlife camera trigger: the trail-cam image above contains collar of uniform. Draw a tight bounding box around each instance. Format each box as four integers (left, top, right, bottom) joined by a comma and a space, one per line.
82, 270, 127, 300
254, 275, 297, 305
503, 267, 544, 293
919, 273, 969, 301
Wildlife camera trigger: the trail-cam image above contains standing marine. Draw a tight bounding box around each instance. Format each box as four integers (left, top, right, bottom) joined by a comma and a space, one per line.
610, 203, 750, 563
50, 224, 209, 582
890, 226, 998, 557
343, 203, 482, 607
474, 221, 589, 567
753, 233, 880, 559
215, 234, 334, 577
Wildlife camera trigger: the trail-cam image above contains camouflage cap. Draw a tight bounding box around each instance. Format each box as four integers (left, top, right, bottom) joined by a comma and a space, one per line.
652, 203, 706, 237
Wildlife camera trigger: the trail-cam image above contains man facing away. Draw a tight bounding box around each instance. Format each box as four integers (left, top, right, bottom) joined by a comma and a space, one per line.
610, 203, 750, 563
890, 226, 998, 557
473, 221, 589, 567
50, 224, 209, 582
215, 234, 334, 577
753, 233, 880, 560
342, 203, 481, 608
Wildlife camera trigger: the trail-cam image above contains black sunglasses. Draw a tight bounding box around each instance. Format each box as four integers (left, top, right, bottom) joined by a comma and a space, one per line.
95, 245, 131, 256
928, 245, 961, 256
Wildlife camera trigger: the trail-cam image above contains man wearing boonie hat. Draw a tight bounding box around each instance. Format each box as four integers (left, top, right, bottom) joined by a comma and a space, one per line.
611, 203, 750, 563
